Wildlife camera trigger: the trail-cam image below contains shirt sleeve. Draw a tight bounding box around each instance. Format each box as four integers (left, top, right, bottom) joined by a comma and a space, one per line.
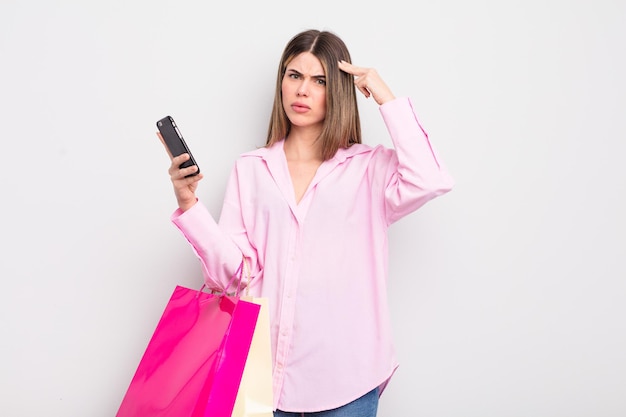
379, 97, 454, 224
170, 173, 247, 292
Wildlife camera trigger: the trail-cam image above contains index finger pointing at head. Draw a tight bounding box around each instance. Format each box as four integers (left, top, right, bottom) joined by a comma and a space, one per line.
338, 60, 364, 75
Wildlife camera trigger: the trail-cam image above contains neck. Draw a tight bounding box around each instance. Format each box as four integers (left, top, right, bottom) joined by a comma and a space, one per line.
284, 127, 323, 161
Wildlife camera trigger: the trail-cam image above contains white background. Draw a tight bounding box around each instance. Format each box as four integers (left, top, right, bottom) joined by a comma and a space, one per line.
1, 1, 625, 416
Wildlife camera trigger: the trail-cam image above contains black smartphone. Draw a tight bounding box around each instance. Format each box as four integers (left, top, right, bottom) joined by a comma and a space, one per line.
156, 115, 200, 176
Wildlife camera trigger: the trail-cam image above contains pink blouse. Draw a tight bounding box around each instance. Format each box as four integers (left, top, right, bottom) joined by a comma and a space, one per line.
171, 97, 454, 412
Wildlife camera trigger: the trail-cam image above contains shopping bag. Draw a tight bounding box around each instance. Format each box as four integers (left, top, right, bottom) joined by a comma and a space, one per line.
116, 282, 260, 417
232, 259, 274, 416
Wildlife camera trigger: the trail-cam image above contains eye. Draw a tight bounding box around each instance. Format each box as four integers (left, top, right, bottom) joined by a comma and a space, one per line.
316, 78, 326, 86
288, 73, 301, 80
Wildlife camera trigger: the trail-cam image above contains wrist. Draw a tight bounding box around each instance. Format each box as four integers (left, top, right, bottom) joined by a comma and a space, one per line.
178, 197, 198, 212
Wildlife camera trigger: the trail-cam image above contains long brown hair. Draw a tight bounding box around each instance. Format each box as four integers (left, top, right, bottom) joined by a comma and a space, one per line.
265, 29, 361, 161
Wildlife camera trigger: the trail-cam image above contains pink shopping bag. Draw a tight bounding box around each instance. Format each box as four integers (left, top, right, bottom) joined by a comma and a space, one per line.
116, 285, 260, 417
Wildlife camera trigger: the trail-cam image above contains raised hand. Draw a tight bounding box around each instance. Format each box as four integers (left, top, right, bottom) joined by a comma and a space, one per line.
338, 60, 396, 105
157, 132, 203, 212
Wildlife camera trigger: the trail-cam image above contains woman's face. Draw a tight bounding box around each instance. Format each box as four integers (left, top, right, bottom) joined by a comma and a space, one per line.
281, 52, 327, 132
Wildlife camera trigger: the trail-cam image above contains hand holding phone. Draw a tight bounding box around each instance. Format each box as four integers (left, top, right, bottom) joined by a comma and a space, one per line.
156, 115, 200, 177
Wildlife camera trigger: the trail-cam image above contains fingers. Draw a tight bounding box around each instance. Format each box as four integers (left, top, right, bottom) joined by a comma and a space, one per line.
174, 164, 200, 180
168, 154, 199, 178
338, 60, 396, 105
158, 134, 199, 179
339, 60, 371, 98
157, 132, 201, 211
338, 60, 364, 76
156, 133, 201, 174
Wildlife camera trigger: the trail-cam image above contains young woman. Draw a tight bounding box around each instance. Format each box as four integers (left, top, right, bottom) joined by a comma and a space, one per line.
161, 29, 453, 417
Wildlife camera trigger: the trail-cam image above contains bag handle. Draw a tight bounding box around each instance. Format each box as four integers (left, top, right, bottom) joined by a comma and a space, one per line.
228, 259, 245, 296
198, 259, 244, 298
242, 257, 251, 297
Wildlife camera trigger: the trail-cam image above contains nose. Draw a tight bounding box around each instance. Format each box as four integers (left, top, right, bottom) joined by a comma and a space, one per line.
296, 81, 308, 97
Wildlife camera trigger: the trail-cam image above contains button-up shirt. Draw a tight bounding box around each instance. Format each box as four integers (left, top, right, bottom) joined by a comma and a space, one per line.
171, 97, 454, 412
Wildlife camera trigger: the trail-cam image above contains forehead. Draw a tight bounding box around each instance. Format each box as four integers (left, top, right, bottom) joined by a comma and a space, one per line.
286, 52, 325, 75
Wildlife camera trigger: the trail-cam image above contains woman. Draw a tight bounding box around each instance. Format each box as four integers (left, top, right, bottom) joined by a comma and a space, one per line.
161, 29, 453, 416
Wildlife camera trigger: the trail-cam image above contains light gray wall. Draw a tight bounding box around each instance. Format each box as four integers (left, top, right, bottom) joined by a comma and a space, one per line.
1, 1, 624, 416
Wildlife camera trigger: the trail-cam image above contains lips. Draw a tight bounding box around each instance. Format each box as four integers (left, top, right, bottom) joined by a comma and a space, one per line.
291, 102, 310, 113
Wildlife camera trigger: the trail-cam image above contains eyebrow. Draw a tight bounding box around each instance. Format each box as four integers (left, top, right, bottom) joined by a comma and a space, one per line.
286, 68, 326, 80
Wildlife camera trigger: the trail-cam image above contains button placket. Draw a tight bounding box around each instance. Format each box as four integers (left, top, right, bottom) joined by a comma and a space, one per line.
272, 217, 301, 405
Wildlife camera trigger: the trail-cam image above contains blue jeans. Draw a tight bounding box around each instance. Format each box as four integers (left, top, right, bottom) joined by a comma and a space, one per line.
273, 387, 379, 417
